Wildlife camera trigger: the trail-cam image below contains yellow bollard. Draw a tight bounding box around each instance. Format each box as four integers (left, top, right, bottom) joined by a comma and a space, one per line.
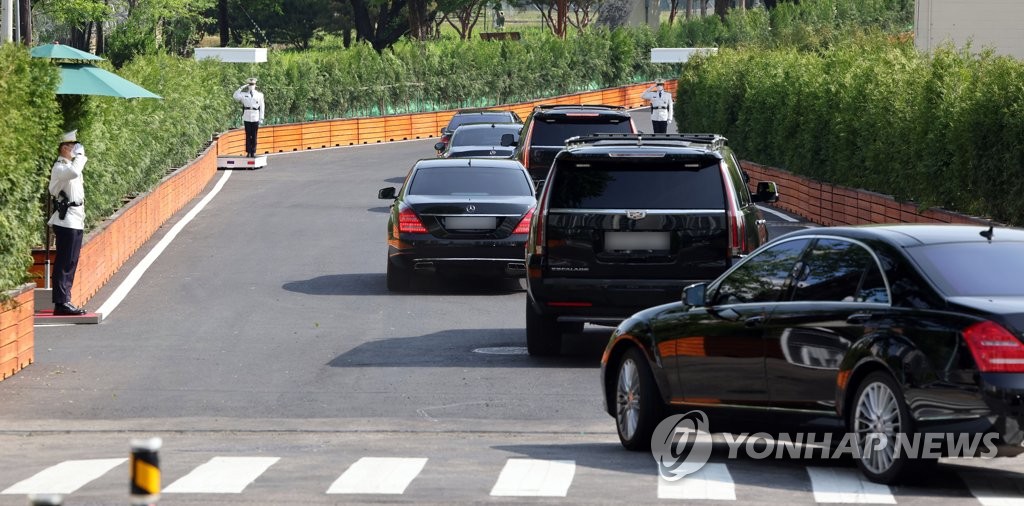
130, 437, 162, 505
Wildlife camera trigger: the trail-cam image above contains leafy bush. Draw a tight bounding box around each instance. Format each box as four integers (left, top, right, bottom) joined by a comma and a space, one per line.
0, 46, 61, 296
676, 36, 1024, 225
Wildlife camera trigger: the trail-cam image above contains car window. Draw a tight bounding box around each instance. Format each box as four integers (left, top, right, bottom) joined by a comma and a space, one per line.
547, 162, 725, 210
448, 113, 511, 130
726, 153, 752, 207
906, 241, 1024, 296
531, 118, 632, 146
408, 167, 532, 197
712, 239, 811, 304
451, 127, 519, 147
791, 239, 889, 303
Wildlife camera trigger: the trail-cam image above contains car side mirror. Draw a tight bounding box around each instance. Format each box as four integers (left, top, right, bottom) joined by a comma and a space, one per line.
434, 142, 446, 151
500, 133, 517, 147
378, 187, 397, 200
753, 181, 780, 203
682, 283, 707, 308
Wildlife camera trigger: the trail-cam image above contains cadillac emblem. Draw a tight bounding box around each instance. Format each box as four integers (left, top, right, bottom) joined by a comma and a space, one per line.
466, 204, 477, 213
626, 210, 647, 220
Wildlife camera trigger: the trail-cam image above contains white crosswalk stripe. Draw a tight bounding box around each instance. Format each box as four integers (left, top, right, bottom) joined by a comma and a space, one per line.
0, 458, 126, 495
657, 463, 736, 500
163, 456, 279, 493
961, 471, 1024, 506
327, 457, 428, 494
806, 467, 896, 504
490, 458, 576, 497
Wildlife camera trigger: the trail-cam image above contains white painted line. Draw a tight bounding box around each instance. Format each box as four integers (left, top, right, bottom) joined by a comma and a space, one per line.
806, 467, 896, 504
962, 471, 1024, 506
757, 204, 800, 223
1, 458, 126, 495
657, 463, 736, 500
490, 458, 576, 497
94, 170, 232, 320
163, 456, 278, 494
326, 457, 427, 494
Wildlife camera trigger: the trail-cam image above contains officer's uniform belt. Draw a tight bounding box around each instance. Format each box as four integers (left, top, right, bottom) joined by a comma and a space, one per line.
653, 106, 668, 110
243, 107, 260, 110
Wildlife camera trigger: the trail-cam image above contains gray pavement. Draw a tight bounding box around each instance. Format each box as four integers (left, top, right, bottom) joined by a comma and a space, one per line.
1, 112, 1022, 504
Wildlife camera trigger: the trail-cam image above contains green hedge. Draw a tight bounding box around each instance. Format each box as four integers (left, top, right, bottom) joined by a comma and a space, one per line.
676, 36, 1024, 225
0, 45, 61, 298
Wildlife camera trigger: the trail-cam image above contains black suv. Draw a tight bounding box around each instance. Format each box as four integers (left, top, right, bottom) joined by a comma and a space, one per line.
524, 133, 780, 355
514, 105, 636, 183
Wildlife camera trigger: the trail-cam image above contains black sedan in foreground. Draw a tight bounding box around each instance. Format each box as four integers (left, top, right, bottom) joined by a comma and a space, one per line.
379, 158, 535, 291
602, 224, 1024, 483
434, 123, 521, 159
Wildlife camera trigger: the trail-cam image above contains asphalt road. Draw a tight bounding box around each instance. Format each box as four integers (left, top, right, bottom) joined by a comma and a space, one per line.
1, 112, 1021, 505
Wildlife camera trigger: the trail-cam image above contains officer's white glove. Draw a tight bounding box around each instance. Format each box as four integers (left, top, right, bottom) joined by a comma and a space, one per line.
72, 143, 85, 157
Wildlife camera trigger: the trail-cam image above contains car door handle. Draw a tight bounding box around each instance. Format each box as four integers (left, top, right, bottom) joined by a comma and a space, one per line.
756, 219, 767, 225
744, 315, 765, 327
846, 313, 872, 325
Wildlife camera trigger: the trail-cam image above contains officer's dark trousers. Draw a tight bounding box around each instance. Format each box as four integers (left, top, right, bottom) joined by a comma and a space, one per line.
52, 225, 83, 305
652, 120, 668, 134
244, 121, 260, 156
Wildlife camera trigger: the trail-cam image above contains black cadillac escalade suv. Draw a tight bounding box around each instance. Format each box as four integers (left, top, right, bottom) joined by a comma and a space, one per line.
524, 133, 781, 355
514, 105, 636, 184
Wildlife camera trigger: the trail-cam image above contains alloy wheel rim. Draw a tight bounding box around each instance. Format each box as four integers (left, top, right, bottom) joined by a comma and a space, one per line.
854, 382, 902, 475
616, 358, 641, 440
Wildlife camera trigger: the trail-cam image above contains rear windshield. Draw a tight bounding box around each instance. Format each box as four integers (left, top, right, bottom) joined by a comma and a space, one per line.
451, 127, 519, 147
547, 162, 725, 209
409, 167, 533, 197
531, 118, 632, 146
907, 242, 1024, 296
448, 113, 511, 130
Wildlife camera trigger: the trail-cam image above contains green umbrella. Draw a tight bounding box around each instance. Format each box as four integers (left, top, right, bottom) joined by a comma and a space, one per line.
30, 43, 104, 61
56, 64, 162, 99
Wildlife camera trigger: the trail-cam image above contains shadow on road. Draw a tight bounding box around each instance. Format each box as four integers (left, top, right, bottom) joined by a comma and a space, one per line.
384, 176, 405, 184
492, 442, 653, 476
282, 273, 525, 296
366, 206, 391, 213
327, 327, 608, 369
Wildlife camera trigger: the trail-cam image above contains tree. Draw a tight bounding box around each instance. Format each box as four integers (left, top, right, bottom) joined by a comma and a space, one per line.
595, 0, 628, 28
349, 0, 408, 52
509, 0, 566, 37
567, 0, 598, 30
437, 0, 485, 40
35, 0, 112, 49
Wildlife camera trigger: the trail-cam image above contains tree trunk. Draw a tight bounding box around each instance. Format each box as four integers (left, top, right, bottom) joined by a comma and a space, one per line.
685, 0, 692, 20
714, 0, 728, 19
219, 0, 228, 46
19, 0, 31, 45
700, 0, 707, 17
555, 0, 566, 38
95, 19, 104, 54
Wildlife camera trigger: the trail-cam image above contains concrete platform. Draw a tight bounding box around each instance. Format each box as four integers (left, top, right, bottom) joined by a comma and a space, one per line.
217, 155, 267, 170
34, 309, 102, 324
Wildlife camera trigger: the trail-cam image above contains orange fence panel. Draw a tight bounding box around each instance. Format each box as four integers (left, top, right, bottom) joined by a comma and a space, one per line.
410, 113, 440, 139
330, 119, 360, 146
357, 118, 387, 144
301, 122, 332, 150
384, 115, 413, 142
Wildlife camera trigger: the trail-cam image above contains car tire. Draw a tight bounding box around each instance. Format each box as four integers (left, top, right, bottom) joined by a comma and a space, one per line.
526, 299, 561, 356
851, 371, 918, 484
386, 259, 411, 292
616, 347, 663, 451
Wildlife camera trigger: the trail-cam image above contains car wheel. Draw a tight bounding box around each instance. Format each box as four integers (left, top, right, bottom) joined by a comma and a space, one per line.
526, 299, 561, 356
851, 371, 916, 484
616, 347, 663, 451
386, 259, 411, 292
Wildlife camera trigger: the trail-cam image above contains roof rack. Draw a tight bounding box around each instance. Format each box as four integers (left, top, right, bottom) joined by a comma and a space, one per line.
533, 104, 627, 112
564, 133, 728, 150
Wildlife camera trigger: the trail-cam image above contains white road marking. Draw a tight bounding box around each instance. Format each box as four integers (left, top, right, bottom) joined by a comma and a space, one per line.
657, 463, 736, 500
490, 458, 576, 497
962, 471, 1024, 506
757, 204, 800, 222
326, 457, 427, 494
1, 458, 126, 495
806, 467, 896, 504
163, 456, 278, 494
94, 170, 232, 320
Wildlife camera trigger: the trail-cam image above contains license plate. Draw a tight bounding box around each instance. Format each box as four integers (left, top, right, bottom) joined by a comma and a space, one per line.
604, 232, 670, 251
445, 216, 497, 230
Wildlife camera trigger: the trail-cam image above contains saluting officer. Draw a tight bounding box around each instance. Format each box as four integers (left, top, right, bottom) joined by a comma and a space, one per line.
48, 130, 88, 316
641, 78, 674, 134
234, 77, 266, 157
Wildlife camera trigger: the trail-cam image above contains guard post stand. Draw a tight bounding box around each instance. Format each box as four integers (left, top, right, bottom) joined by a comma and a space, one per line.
195, 48, 270, 170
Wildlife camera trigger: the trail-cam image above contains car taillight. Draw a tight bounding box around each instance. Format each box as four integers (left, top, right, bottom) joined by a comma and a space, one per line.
513, 208, 534, 234
721, 161, 747, 257
962, 320, 1024, 373
398, 208, 427, 234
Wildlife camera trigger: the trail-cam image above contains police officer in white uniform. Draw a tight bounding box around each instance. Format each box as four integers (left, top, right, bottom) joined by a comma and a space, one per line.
641, 78, 674, 134
234, 77, 266, 157
48, 130, 88, 316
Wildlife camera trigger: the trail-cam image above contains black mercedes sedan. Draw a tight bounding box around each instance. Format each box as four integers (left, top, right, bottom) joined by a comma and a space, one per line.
434, 123, 521, 159
601, 224, 1024, 483
378, 158, 536, 291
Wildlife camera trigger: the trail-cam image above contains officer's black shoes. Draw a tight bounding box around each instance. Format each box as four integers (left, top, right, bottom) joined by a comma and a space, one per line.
53, 303, 87, 316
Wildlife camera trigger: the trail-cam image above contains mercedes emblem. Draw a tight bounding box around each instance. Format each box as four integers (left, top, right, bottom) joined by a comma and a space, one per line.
466, 204, 477, 213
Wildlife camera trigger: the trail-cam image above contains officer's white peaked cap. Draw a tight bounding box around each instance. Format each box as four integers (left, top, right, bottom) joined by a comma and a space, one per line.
246, 77, 258, 85
60, 130, 78, 143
